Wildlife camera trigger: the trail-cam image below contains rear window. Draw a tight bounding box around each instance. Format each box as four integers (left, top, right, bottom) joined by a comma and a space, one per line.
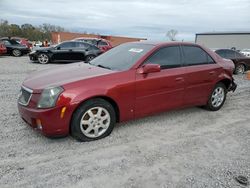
98, 41, 108, 46
182, 46, 214, 66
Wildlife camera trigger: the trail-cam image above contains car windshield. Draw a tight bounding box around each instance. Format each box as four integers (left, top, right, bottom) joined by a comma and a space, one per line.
90, 43, 154, 71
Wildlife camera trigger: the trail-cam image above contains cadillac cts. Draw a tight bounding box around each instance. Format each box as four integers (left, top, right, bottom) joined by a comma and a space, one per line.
18, 42, 237, 141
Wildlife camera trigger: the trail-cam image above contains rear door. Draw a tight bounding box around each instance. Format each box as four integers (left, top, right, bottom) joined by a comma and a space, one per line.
135, 45, 186, 118
181, 45, 220, 105
74, 42, 89, 60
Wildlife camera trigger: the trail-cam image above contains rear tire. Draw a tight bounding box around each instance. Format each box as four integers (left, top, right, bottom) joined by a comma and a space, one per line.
71, 98, 116, 142
12, 49, 22, 57
205, 83, 227, 111
234, 64, 245, 74
85, 55, 96, 63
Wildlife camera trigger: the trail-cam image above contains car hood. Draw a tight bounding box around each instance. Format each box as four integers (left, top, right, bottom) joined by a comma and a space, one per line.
22, 63, 115, 93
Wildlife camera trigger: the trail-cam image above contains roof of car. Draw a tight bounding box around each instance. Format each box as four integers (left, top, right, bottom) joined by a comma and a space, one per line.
215, 49, 236, 51
130, 40, 199, 47
74, 37, 108, 41
60, 40, 97, 46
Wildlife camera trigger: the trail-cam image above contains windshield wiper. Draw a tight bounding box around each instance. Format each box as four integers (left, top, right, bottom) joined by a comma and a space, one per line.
97, 64, 111, 70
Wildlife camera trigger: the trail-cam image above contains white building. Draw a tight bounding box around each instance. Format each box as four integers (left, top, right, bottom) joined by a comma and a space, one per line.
195, 32, 250, 50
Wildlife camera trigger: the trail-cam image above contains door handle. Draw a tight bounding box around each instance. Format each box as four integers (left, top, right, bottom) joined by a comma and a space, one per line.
175, 77, 184, 82
68, 49, 73, 52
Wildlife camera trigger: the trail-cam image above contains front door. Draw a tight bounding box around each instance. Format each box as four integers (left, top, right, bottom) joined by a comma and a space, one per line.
135, 45, 185, 118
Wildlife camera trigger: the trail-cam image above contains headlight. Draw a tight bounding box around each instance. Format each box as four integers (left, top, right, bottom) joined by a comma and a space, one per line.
37, 86, 64, 108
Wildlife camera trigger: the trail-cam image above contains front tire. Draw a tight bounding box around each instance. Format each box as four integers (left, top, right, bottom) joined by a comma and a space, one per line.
12, 49, 22, 57
205, 83, 227, 111
71, 98, 116, 142
38, 53, 50, 64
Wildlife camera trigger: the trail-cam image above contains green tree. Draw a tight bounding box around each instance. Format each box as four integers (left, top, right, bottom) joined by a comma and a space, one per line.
0, 20, 66, 42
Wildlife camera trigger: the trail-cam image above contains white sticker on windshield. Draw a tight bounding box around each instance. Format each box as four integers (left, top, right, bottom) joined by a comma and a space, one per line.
129, 48, 144, 53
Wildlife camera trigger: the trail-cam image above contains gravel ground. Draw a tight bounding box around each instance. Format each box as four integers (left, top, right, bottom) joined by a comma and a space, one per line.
0, 56, 250, 188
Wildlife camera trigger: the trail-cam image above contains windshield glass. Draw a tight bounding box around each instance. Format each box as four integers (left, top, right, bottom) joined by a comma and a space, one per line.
90, 43, 154, 71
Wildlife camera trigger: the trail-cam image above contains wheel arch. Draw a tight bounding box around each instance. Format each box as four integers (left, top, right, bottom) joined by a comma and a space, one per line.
71, 95, 120, 126
234, 61, 247, 68
217, 78, 232, 89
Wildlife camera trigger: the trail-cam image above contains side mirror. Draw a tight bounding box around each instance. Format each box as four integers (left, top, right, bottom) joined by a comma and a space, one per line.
56, 46, 61, 50
137, 64, 161, 74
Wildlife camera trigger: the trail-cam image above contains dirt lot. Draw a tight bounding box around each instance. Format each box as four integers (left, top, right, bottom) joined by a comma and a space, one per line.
0, 56, 249, 188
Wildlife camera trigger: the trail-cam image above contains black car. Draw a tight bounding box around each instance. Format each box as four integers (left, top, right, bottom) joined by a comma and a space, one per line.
215, 49, 250, 74
29, 41, 102, 64
0, 39, 30, 57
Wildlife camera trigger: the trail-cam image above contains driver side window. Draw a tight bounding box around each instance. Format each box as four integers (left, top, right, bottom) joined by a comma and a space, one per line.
144, 46, 182, 69
58, 42, 75, 49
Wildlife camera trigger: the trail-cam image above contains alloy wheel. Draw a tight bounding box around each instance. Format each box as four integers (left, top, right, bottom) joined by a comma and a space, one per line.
38, 54, 49, 64
236, 64, 245, 74
86, 55, 95, 62
80, 107, 111, 138
12, 49, 21, 57
211, 87, 225, 108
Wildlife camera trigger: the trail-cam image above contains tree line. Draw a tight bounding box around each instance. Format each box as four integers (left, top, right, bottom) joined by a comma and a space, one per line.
0, 20, 66, 41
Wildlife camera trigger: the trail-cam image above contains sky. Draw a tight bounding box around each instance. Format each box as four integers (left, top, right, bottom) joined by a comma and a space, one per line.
0, 0, 250, 41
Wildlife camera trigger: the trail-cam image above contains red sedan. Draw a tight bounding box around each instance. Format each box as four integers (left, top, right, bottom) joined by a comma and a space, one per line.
0, 42, 7, 55
18, 42, 237, 141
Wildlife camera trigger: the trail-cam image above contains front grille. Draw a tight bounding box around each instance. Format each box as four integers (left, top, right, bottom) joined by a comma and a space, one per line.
18, 86, 33, 106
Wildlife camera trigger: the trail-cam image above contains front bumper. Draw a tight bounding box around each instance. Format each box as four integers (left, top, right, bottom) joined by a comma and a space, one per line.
29, 53, 38, 61
18, 103, 76, 137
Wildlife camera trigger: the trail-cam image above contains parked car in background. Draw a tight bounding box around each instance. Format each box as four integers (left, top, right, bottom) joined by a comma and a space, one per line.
240, 49, 250, 57
29, 41, 102, 64
0, 39, 30, 57
73, 38, 113, 52
12, 37, 33, 49
215, 49, 250, 74
0, 37, 33, 49
0, 42, 7, 55
18, 41, 236, 141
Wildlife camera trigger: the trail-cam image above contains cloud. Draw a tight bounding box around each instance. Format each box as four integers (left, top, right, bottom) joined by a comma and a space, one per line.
0, 0, 249, 41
